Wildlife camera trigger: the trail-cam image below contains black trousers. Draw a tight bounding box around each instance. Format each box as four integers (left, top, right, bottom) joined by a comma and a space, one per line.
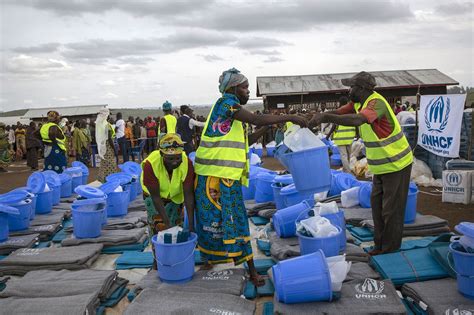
371, 163, 412, 253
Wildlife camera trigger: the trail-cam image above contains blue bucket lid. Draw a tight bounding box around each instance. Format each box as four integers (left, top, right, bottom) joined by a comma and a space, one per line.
59, 173, 72, 183
0, 190, 29, 204
64, 167, 83, 176
12, 186, 32, 193
0, 203, 20, 215
455, 222, 474, 239
121, 161, 142, 176
71, 161, 89, 175
43, 170, 61, 187
27, 171, 46, 194
257, 172, 276, 181
74, 185, 105, 199
106, 173, 133, 185
273, 174, 293, 185
280, 183, 297, 195
99, 180, 122, 194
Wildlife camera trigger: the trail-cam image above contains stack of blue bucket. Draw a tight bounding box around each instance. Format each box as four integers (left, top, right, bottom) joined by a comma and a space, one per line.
358, 182, 419, 223
449, 222, 474, 300
72, 161, 90, 185
255, 171, 277, 203
43, 171, 61, 206
72, 185, 107, 238
0, 204, 20, 242
242, 166, 275, 201
271, 174, 293, 210
100, 179, 129, 217
64, 167, 83, 192
0, 190, 32, 232
119, 161, 143, 198
106, 172, 136, 203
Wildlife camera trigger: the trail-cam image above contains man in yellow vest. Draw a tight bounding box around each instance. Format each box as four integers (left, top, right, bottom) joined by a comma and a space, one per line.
327, 96, 357, 173
40, 110, 68, 173
159, 101, 177, 136
141, 134, 195, 245
310, 71, 413, 255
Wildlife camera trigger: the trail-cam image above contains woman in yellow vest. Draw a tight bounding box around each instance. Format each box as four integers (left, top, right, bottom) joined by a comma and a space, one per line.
194, 68, 307, 286
159, 101, 177, 136
140, 134, 195, 261
95, 108, 118, 182
310, 71, 413, 255
40, 110, 68, 173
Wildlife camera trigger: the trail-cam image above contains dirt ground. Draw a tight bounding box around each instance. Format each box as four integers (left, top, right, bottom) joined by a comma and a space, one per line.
1, 156, 472, 230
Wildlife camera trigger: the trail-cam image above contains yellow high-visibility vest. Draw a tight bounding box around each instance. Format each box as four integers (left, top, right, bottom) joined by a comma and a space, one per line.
332, 125, 356, 146
161, 114, 177, 134
108, 123, 116, 139
354, 91, 413, 175
194, 101, 249, 186
40, 122, 66, 152
140, 150, 188, 204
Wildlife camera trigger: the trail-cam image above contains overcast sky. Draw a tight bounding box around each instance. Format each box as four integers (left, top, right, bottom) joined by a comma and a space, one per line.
0, 0, 472, 111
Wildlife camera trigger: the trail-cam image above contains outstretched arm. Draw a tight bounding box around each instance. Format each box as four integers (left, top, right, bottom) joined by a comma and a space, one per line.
234, 107, 307, 128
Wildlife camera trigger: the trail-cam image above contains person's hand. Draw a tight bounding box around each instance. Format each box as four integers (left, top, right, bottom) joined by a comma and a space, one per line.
289, 115, 308, 128
309, 113, 324, 127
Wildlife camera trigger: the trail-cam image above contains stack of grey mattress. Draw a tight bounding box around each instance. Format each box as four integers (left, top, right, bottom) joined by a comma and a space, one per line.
361, 214, 450, 237
0, 233, 39, 255
61, 227, 146, 248
10, 209, 68, 241
0, 244, 103, 276
269, 231, 300, 261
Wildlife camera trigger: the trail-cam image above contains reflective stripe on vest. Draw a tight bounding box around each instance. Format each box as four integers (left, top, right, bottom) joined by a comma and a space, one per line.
354, 91, 413, 175
332, 125, 356, 146
140, 150, 188, 204
162, 114, 177, 134
194, 102, 249, 186
40, 122, 67, 151
108, 123, 116, 139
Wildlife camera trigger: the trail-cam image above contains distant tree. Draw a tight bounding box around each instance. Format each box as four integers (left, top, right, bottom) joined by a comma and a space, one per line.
447, 85, 472, 94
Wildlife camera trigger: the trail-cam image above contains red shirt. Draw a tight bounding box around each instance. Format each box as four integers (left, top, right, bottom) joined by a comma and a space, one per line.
145, 121, 157, 138
142, 159, 194, 197
336, 99, 395, 139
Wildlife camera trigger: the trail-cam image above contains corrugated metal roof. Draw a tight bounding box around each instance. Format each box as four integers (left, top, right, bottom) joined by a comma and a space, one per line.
22, 104, 108, 119
257, 69, 458, 96
0, 109, 29, 117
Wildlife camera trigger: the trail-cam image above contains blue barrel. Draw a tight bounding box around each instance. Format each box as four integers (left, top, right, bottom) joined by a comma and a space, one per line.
280, 184, 315, 208
273, 200, 313, 238
65, 167, 83, 192
36, 190, 53, 214
404, 183, 418, 224
59, 173, 72, 198
255, 172, 276, 203
152, 233, 197, 283
7, 199, 33, 231
272, 250, 332, 303
285, 146, 331, 193
71, 200, 106, 238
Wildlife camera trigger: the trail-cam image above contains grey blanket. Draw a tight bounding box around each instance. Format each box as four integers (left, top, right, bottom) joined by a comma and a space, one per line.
362, 215, 450, 236
345, 262, 380, 282
30, 209, 67, 226
0, 244, 103, 276
269, 231, 300, 261
0, 233, 39, 255
258, 208, 277, 219
127, 198, 146, 212
125, 288, 255, 315
346, 229, 356, 243
344, 243, 370, 263
343, 207, 374, 226
401, 278, 474, 315
274, 279, 406, 314
135, 268, 246, 297
61, 228, 146, 247
245, 201, 276, 216
10, 222, 62, 241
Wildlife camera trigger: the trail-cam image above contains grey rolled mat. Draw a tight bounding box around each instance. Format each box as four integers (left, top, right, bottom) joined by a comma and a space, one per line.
135, 268, 246, 297
343, 207, 373, 226
125, 288, 255, 315
245, 201, 276, 216
30, 210, 67, 226
0, 244, 103, 276
61, 228, 146, 247
274, 278, 406, 315
361, 215, 450, 237
269, 231, 300, 261
101, 213, 146, 230
0, 233, 39, 255
344, 243, 370, 263
401, 278, 474, 314
0, 293, 100, 315
258, 208, 277, 219
10, 222, 62, 241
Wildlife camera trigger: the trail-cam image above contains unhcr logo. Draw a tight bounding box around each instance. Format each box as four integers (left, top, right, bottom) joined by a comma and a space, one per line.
203, 270, 233, 281
444, 308, 473, 315
425, 96, 451, 133
446, 172, 462, 186
355, 278, 387, 299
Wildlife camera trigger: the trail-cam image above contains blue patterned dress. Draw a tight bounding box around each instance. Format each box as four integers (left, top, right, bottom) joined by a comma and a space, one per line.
195, 94, 253, 265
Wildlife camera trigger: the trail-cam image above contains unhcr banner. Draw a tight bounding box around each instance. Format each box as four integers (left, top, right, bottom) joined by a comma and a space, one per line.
418, 94, 466, 157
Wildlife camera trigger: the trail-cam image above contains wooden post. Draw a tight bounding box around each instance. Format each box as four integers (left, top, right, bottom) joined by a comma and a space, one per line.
414, 85, 421, 150
468, 100, 473, 161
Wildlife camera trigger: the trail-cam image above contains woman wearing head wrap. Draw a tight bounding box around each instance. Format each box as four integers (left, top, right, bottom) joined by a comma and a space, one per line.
140, 133, 195, 267
95, 108, 118, 182
0, 123, 12, 172
40, 111, 68, 173
72, 120, 91, 166
194, 68, 307, 286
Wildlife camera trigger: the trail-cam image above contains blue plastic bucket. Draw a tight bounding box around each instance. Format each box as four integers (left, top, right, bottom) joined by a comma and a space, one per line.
274, 144, 291, 169
272, 250, 332, 303
72, 197, 108, 226
267, 146, 275, 157
71, 205, 105, 239
242, 176, 257, 201
72, 161, 90, 185
254, 148, 263, 158
8, 199, 33, 231
296, 227, 342, 257
404, 183, 418, 224
331, 145, 340, 155
285, 146, 331, 193
329, 173, 359, 196
123, 184, 135, 203
255, 172, 276, 203
105, 191, 129, 217
0, 213, 8, 242
50, 185, 61, 206
280, 184, 315, 208
65, 167, 83, 192
331, 154, 342, 166
271, 183, 286, 210
358, 182, 372, 208
457, 275, 474, 300
152, 233, 197, 284
35, 190, 53, 214
11, 188, 36, 220
59, 173, 72, 198
449, 242, 474, 299
273, 200, 313, 238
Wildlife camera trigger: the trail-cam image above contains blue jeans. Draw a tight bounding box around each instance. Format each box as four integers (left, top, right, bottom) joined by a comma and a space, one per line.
117, 136, 129, 162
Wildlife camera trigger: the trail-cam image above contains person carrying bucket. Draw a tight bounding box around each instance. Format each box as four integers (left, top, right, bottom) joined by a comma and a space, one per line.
141, 133, 195, 267
40, 110, 68, 173
310, 71, 413, 255
326, 96, 357, 173
193, 68, 307, 286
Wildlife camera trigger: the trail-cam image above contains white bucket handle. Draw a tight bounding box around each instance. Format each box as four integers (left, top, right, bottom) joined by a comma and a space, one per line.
446, 250, 474, 279
157, 243, 197, 268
